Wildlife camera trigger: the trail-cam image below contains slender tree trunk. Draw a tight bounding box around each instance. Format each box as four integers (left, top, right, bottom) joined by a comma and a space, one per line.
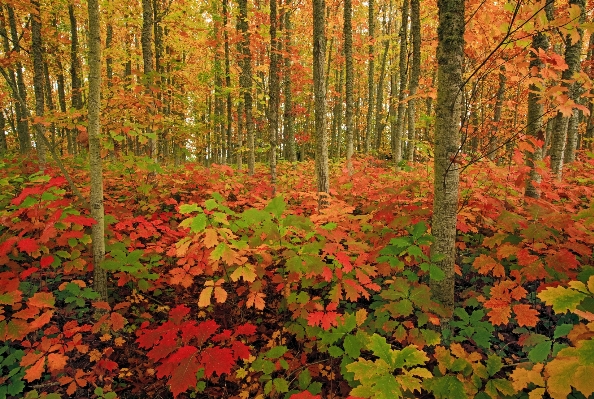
87, 0, 107, 301
0, 111, 6, 155
489, 67, 506, 160
283, 0, 296, 162
365, 0, 375, 153
549, 0, 584, 179
344, 0, 354, 172
69, 2, 82, 155
43, 62, 57, 148
142, 0, 156, 161
269, 0, 280, 193
31, 1, 46, 169
395, 0, 409, 164
6, 5, 30, 153
238, 0, 255, 174
373, 11, 390, 152
314, 0, 329, 200
56, 60, 69, 154
431, 0, 465, 325
223, 0, 232, 165
585, 33, 594, 150
334, 67, 344, 159
406, 0, 421, 162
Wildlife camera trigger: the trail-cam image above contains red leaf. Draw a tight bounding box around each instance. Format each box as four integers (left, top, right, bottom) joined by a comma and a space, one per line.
64, 215, 97, 226
200, 346, 234, 377
0, 237, 18, 257
40, 255, 54, 267
18, 238, 39, 254
234, 323, 257, 336
169, 305, 190, 324
290, 392, 322, 399
164, 347, 200, 398
231, 340, 251, 360
336, 252, 353, 273
194, 319, 219, 345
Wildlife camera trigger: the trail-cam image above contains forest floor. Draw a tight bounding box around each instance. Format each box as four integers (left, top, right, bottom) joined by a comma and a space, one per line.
1, 152, 593, 399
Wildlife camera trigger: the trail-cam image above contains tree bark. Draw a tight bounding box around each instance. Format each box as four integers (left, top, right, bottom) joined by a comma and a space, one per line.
344, 0, 354, 172
238, 0, 255, 175
549, 0, 584, 179
69, 2, 82, 155
223, 0, 232, 165
283, 0, 296, 163
365, 0, 374, 153
31, 1, 46, 169
313, 0, 329, 201
87, 0, 107, 302
142, 0, 156, 161
269, 0, 280, 193
6, 5, 30, 153
431, 0, 465, 324
395, 0, 409, 164
406, 0, 421, 162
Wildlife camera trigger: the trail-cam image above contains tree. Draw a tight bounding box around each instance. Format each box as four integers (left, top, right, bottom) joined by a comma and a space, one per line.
31, 0, 46, 169
69, 2, 82, 155
365, 0, 375, 154
430, 0, 465, 325
344, 0, 354, 173
87, 0, 107, 301
283, 0, 296, 163
238, 0, 255, 175
268, 0, 280, 193
394, 0, 409, 164
406, 0, 421, 163
313, 0, 329, 200
142, 0, 156, 161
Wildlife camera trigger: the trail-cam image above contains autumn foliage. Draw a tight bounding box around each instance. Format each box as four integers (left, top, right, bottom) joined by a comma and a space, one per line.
0, 152, 592, 398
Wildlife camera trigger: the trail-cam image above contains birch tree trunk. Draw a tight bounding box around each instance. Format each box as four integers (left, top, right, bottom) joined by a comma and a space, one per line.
31, 1, 46, 169
431, 0, 465, 325
406, 0, 421, 163
313, 0, 329, 201
87, 0, 107, 301
344, 0, 355, 173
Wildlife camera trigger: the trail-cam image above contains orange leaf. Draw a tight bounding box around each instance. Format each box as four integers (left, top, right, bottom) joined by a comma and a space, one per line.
24, 356, 45, 382
28, 292, 55, 308
47, 353, 68, 372
110, 312, 127, 331
513, 304, 539, 327
484, 298, 511, 325
204, 228, 218, 248
246, 292, 265, 310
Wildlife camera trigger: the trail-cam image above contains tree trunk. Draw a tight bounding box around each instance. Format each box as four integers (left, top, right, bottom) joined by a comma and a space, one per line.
69, 2, 82, 155
238, 0, 255, 175
365, 0, 375, 153
31, 1, 47, 169
283, 0, 296, 163
6, 5, 30, 153
406, 0, 421, 162
395, 0, 409, 164
0, 111, 7, 155
431, 0, 465, 325
142, 0, 156, 161
87, 0, 107, 302
223, 0, 232, 165
549, 0, 584, 179
344, 0, 354, 172
269, 0, 280, 193
314, 0, 329, 200
489, 67, 506, 160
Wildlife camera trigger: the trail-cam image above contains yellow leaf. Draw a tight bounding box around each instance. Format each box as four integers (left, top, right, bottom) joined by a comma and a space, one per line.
510, 363, 544, 391
529, 387, 546, 399
356, 309, 368, 326
204, 228, 218, 248
214, 286, 228, 303
198, 285, 214, 307
89, 349, 102, 362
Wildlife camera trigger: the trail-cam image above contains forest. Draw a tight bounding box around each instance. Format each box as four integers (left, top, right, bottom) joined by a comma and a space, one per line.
1, 0, 594, 397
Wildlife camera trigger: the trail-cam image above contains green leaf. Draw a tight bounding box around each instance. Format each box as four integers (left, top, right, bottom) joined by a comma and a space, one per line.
190, 214, 208, 233
411, 222, 428, 241
554, 323, 574, 339
393, 346, 429, 369
265, 346, 287, 359
538, 286, 588, 313
429, 265, 446, 281
264, 196, 285, 219
179, 204, 202, 214
204, 199, 218, 211
298, 369, 312, 390
328, 346, 344, 358
485, 354, 503, 377
367, 334, 395, 366
528, 340, 551, 363
273, 378, 289, 393
344, 334, 364, 359
424, 375, 467, 399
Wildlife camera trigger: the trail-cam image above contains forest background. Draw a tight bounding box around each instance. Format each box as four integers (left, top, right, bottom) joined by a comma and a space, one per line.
1, 0, 594, 398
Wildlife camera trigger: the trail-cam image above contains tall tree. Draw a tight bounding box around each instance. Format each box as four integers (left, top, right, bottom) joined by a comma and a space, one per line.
406, 0, 421, 162
5, 5, 30, 153
223, 0, 232, 165
269, 0, 280, 193
365, 0, 374, 153
430, 0, 465, 325
238, 0, 255, 175
394, 0, 409, 164
344, 0, 354, 172
549, 0, 585, 179
142, 0, 156, 161
31, 0, 46, 169
87, 0, 107, 301
69, 2, 82, 154
313, 0, 329, 200
283, 0, 296, 162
